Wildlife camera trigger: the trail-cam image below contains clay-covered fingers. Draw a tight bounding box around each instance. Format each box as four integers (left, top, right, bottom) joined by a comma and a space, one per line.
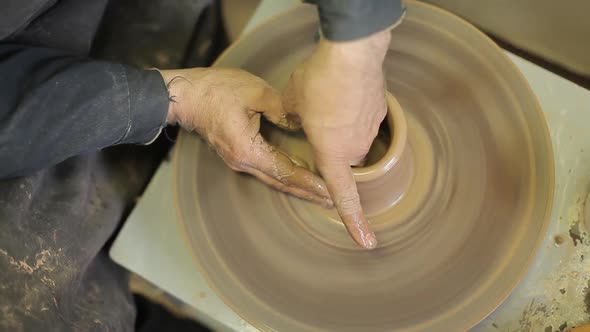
240, 135, 333, 207
316, 158, 377, 249
251, 85, 301, 131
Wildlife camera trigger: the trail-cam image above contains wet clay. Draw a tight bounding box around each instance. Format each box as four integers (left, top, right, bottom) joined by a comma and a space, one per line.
173, 2, 554, 332
353, 92, 413, 216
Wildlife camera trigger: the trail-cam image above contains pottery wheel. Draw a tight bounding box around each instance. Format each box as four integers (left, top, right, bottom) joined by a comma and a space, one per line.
174, 2, 554, 331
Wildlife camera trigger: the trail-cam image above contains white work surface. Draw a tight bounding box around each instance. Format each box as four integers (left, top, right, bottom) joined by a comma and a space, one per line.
111, 2, 590, 331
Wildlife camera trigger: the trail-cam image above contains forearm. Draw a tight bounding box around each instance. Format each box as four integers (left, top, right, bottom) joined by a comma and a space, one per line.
305, 0, 404, 41
306, 0, 399, 75
0, 44, 169, 179
316, 27, 391, 72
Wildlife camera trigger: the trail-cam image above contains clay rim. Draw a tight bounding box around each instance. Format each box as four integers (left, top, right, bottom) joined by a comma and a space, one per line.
352, 92, 408, 183
172, 1, 556, 331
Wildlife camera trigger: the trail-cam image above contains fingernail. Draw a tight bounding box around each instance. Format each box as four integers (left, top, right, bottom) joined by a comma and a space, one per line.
364, 232, 378, 249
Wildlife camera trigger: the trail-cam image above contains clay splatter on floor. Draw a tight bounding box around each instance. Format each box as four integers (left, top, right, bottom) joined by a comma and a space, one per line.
555, 235, 565, 246
569, 221, 584, 246
518, 299, 550, 331
584, 280, 590, 314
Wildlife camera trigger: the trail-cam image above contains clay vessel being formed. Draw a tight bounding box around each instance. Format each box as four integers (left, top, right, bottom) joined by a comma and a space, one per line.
353, 92, 411, 216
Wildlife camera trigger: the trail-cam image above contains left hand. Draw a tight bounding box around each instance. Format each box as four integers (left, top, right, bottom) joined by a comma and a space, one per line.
160, 67, 333, 207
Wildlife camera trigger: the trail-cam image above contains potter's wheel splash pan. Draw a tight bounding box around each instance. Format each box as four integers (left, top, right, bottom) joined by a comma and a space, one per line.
174, 2, 554, 331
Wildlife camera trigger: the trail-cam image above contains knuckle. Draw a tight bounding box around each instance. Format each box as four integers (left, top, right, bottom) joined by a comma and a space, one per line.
221, 148, 249, 171
230, 151, 247, 166
229, 143, 249, 161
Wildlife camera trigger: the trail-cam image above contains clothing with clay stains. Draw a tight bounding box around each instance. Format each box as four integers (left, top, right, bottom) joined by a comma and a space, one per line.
0, 0, 402, 330
0, 0, 169, 330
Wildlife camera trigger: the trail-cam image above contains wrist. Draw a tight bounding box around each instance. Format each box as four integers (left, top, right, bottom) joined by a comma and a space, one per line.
318, 29, 390, 74
158, 69, 192, 125
166, 94, 179, 125
355, 28, 392, 54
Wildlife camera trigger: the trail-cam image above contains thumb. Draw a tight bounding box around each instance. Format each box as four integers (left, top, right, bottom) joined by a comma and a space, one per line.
241, 135, 332, 207
253, 86, 301, 131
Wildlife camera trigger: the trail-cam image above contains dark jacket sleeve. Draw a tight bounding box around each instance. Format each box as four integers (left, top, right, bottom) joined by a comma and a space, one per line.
0, 44, 169, 179
305, 0, 404, 41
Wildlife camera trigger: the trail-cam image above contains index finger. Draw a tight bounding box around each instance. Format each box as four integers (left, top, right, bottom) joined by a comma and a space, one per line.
315, 157, 377, 249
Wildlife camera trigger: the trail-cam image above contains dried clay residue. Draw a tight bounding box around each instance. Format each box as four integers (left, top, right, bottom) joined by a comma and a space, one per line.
569, 221, 584, 246
518, 299, 549, 331
555, 235, 565, 246
0, 248, 56, 274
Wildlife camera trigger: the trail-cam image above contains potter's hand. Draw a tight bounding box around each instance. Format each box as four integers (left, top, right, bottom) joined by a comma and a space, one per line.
160, 68, 332, 207
283, 30, 391, 249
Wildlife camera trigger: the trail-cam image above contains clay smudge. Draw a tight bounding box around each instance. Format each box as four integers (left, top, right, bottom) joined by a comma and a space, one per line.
0, 248, 55, 274
518, 299, 549, 331
555, 235, 565, 246
585, 280, 590, 314
534, 303, 548, 315
569, 221, 583, 246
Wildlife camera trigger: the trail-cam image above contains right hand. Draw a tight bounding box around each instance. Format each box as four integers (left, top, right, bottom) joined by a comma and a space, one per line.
283, 30, 391, 249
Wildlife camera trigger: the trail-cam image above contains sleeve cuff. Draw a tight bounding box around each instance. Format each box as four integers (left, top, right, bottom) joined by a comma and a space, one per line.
120, 66, 169, 145
309, 0, 405, 41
